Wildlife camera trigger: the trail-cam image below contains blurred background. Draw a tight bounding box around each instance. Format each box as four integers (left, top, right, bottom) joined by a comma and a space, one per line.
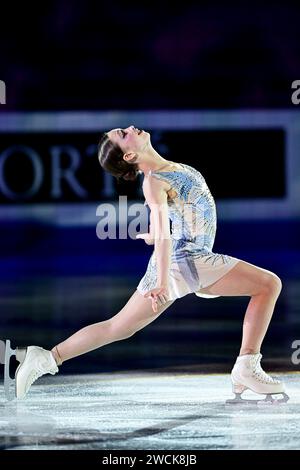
0, 1, 299, 375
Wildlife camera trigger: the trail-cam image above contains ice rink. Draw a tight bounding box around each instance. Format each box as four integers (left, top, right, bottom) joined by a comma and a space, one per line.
1, 370, 299, 450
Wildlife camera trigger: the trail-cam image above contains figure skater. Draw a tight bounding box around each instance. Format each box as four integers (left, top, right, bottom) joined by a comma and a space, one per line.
8, 125, 288, 403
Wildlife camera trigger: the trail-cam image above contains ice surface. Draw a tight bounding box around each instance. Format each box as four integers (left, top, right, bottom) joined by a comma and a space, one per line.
0, 371, 299, 450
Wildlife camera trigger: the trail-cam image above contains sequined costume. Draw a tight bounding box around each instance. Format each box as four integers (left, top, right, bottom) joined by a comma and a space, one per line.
136, 163, 240, 300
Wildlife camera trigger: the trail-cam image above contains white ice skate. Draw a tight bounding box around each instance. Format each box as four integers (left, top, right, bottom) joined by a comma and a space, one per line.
226, 353, 289, 405
15, 345, 59, 399
0, 340, 58, 400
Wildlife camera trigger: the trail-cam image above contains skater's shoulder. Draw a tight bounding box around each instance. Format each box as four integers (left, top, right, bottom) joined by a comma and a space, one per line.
143, 173, 169, 194
142, 176, 169, 207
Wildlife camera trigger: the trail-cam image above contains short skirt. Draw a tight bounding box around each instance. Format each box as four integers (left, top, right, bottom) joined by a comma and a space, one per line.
136, 250, 240, 300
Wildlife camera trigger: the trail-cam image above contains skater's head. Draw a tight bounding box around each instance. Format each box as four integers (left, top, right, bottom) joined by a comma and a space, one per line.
98, 125, 150, 181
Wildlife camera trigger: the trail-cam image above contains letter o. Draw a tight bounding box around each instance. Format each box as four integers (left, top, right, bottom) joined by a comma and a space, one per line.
0, 145, 43, 200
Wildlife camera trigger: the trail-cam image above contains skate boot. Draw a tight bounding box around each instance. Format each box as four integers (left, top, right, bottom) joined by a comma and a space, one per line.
226, 353, 289, 405
15, 345, 59, 399
0, 339, 28, 401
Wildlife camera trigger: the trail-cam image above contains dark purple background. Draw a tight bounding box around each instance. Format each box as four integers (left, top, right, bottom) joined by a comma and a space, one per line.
0, 1, 299, 110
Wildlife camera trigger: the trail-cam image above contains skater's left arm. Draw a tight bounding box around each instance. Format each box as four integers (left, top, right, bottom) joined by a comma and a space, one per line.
136, 209, 155, 245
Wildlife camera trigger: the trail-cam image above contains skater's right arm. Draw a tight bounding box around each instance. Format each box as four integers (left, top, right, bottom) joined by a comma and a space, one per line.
142, 176, 172, 290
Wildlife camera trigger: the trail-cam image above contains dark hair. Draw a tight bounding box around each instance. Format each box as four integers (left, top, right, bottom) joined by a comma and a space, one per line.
98, 132, 140, 181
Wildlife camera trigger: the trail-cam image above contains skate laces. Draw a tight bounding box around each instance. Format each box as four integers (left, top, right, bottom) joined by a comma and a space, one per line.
251, 354, 280, 384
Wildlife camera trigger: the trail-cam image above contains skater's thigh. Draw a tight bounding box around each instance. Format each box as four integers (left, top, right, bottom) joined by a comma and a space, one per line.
109, 289, 175, 334
196, 259, 282, 297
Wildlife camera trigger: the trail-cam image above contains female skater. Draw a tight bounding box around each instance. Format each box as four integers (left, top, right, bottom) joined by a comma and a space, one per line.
13, 125, 288, 403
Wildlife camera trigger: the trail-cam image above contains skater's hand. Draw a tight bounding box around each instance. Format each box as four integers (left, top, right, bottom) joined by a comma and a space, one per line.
144, 285, 170, 312
136, 233, 154, 245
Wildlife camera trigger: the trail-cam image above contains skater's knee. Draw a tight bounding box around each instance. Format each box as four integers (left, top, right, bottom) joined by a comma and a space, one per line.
260, 272, 282, 296
107, 319, 136, 341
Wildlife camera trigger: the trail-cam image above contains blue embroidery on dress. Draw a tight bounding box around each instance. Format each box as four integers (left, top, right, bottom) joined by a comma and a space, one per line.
138, 163, 232, 293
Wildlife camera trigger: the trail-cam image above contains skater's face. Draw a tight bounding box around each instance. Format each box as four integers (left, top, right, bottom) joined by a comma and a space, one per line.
107, 125, 149, 162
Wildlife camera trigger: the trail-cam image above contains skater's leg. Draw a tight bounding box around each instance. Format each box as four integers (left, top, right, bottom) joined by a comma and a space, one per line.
51, 290, 175, 365
239, 284, 281, 356
196, 259, 282, 355
198, 259, 288, 402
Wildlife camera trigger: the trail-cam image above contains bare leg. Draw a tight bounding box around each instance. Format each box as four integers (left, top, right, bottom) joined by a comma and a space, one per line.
239, 289, 281, 355
195, 260, 282, 355
51, 290, 175, 365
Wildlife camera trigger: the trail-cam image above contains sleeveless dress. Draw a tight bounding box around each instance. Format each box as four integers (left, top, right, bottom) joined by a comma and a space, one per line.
136, 163, 240, 300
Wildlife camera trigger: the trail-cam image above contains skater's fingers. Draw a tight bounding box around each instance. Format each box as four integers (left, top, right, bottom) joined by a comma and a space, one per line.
143, 288, 168, 308
151, 295, 158, 312
157, 288, 170, 302
144, 288, 159, 298
143, 291, 158, 312
136, 233, 154, 244
157, 294, 167, 305
136, 233, 148, 239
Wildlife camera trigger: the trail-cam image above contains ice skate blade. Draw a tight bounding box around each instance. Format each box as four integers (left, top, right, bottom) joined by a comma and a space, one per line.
0, 339, 17, 401
0, 339, 27, 401
226, 392, 290, 406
